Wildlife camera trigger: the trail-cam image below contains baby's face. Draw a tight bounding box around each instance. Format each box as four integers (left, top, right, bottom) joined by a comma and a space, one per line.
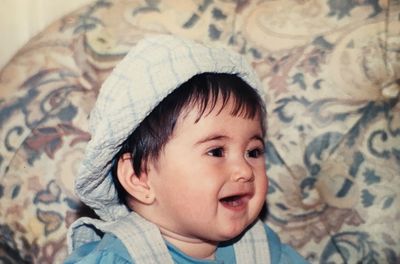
147, 97, 268, 243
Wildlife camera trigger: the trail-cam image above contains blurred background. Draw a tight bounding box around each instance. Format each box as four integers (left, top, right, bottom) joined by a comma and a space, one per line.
0, 0, 94, 69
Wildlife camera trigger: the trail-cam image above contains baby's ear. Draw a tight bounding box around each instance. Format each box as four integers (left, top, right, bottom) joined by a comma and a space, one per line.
117, 153, 155, 205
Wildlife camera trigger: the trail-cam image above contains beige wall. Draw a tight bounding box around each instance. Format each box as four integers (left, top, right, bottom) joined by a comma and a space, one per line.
0, 0, 94, 70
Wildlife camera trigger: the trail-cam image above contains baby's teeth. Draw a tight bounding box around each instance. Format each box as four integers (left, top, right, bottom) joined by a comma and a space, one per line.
228, 199, 242, 207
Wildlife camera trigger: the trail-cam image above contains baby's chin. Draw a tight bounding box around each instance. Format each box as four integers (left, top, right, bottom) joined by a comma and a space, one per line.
215, 220, 256, 243
219, 206, 265, 242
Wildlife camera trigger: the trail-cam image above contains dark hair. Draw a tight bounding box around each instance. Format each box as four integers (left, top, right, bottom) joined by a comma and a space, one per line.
111, 72, 266, 203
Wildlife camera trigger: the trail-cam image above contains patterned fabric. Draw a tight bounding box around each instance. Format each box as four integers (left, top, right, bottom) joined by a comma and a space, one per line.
68, 212, 270, 263
0, 0, 399, 263
233, 220, 270, 264
75, 34, 264, 222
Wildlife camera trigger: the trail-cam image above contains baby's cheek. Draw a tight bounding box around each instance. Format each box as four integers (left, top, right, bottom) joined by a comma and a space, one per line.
256, 174, 268, 202
258, 167, 268, 186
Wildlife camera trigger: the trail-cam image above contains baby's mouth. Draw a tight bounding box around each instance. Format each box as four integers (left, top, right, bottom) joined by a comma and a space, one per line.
219, 194, 251, 209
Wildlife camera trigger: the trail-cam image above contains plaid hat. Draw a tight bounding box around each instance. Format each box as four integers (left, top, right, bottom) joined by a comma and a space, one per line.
75, 34, 264, 221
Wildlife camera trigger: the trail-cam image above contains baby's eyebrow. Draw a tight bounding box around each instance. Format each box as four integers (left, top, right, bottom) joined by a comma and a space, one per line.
194, 134, 265, 146
251, 135, 265, 146
195, 135, 228, 146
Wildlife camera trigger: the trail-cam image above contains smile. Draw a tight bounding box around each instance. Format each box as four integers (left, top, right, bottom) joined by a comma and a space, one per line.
219, 194, 251, 211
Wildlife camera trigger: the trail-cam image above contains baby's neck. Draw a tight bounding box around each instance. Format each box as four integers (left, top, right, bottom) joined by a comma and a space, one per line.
159, 226, 217, 260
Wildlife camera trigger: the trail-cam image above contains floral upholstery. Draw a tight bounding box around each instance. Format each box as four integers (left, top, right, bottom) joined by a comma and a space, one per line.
0, 0, 399, 263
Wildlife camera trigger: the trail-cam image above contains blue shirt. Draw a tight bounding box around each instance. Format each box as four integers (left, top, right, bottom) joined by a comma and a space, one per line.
65, 224, 308, 263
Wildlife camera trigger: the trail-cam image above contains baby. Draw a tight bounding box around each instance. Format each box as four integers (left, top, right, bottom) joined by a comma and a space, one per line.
65, 35, 307, 263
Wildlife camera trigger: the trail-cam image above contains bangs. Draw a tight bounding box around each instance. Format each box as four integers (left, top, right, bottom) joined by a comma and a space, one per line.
180, 73, 265, 124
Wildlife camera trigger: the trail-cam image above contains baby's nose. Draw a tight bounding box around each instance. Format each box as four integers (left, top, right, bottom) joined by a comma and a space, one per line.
231, 159, 254, 182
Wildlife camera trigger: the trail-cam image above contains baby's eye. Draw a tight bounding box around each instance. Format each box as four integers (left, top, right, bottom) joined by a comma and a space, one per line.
207, 147, 224, 157
247, 148, 264, 158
